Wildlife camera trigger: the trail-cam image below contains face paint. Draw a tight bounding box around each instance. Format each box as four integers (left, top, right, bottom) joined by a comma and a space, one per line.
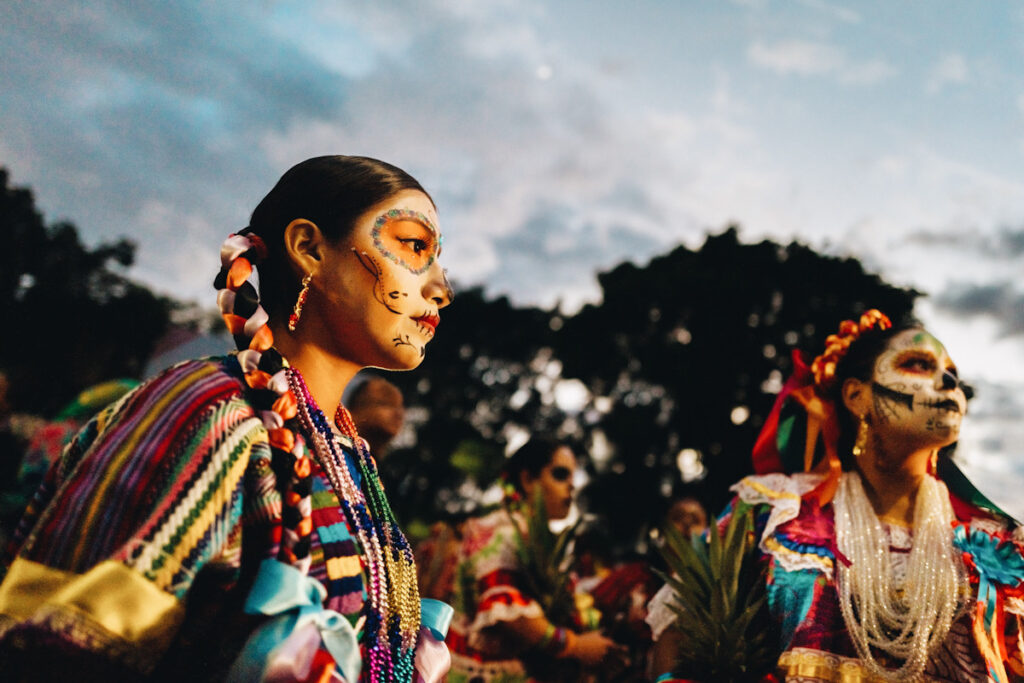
311, 190, 450, 371
371, 208, 441, 275
868, 328, 967, 446
522, 446, 577, 521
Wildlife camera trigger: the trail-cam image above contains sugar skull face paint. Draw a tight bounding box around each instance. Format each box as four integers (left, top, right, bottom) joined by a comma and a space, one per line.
312, 190, 450, 371
371, 208, 441, 275
868, 329, 967, 447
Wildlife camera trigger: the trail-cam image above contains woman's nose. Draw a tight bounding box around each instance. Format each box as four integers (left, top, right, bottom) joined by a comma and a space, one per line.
422, 260, 453, 308
940, 370, 959, 391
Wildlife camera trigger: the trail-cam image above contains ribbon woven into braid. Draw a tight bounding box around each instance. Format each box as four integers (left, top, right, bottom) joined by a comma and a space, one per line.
214, 230, 314, 571
751, 309, 891, 506
214, 230, 451, 682
215, 230, 340, 680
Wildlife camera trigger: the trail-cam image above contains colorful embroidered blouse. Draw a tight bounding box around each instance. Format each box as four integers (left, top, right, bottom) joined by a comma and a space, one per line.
0, 357, 373, 680
647, 473, 1024, 682
447, 507, 544, 683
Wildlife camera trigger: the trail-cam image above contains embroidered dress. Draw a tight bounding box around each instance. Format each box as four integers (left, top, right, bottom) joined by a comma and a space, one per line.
448, 508, 543, 682
0, 356, 384, 680
646, 472, 1024, 682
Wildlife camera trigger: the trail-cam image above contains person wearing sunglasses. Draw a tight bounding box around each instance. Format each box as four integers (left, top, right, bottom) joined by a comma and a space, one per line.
447, 437, 626, 682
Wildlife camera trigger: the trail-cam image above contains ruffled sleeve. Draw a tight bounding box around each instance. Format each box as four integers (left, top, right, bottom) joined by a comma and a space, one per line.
0, 358, 272, 675
460, 509, 543, 651
731, 472, 835, 577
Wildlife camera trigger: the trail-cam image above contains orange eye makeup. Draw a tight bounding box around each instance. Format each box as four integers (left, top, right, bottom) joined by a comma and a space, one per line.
371, 208, 439, 275
895, 352, 937, 375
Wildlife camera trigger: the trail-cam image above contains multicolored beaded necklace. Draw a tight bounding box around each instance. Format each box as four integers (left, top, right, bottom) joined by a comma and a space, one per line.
215, 229, 420, 681
288, 367, 420, 682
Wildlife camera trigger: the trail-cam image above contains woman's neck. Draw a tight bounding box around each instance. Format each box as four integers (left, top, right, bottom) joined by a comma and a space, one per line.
854, 440, 933, 526
270, 322, 361, 413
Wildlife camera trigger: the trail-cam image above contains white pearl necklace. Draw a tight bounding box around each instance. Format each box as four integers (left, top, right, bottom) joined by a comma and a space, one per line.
833, 471, 968, 681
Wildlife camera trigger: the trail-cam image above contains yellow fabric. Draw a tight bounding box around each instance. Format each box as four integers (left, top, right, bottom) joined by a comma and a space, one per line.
777, 647, 957, 682
326, 554, 363, 579
0, 557, 184, 653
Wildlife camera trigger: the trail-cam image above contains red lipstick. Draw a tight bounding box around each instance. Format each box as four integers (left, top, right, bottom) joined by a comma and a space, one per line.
414, 313, 440, 334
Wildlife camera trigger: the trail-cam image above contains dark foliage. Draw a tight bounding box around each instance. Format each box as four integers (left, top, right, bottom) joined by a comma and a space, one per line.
383, 226, 918, 553
0, 168, 173, 415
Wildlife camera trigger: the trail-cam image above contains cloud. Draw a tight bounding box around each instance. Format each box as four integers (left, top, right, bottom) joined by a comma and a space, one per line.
936, 281, 1024, 335
901, 225, 1024, 258
748, 40, 843, 76
0, 0, 366, 301
926, 53, 969, 94
256, 2, 786, 311
795, 0, 862, 24
747, 40, 896, 84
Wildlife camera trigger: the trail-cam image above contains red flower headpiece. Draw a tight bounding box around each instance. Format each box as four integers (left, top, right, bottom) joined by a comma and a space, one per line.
752, 309, 891, 507
810, 309, 892, 392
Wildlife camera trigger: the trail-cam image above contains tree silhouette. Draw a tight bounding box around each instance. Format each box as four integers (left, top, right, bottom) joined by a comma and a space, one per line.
0, 168, 173, 415
383, 227, 919, 551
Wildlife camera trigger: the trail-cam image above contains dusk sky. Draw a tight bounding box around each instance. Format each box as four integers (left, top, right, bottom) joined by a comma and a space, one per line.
3, 1, 1023, 513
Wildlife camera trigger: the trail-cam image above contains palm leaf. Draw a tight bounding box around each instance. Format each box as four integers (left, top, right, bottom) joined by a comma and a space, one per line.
655, 503, 781, 682
509, 488, 580, 627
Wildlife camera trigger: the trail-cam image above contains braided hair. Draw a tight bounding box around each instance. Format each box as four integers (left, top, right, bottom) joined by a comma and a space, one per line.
212, 155, 430, 571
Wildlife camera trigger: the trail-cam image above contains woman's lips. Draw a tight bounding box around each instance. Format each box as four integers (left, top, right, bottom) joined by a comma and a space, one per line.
413, 313, 440, 334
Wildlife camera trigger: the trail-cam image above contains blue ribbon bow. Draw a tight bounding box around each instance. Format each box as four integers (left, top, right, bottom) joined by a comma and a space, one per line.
227, 559, 362, 682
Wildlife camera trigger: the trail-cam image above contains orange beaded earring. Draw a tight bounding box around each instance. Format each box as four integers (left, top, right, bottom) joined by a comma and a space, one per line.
288, 273, 312, 332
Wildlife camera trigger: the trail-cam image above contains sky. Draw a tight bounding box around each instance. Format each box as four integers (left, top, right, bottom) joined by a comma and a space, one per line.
2, 0, 1023, 513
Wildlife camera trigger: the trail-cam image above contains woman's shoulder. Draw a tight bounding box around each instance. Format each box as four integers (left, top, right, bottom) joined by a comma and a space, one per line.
460, 508, 519, 560
122, 356, 253, 416
730, 471, 827, 505
73, 356, 260, 461
729, 472, 837, 577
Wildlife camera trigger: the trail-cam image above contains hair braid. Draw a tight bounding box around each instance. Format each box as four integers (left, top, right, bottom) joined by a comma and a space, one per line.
214, 229, 313, 572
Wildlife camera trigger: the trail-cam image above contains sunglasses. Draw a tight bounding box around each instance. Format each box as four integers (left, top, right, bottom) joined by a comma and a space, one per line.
549, 466, 573, 482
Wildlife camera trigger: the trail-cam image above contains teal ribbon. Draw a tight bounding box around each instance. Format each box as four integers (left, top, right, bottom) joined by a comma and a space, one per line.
952, 524, 1024, 628
420, 598, 454, 640
228, 559, 362, 682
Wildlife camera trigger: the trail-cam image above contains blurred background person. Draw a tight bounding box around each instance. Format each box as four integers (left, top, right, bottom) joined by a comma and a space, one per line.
347, 374, 406, 460
448, 436, 626, 682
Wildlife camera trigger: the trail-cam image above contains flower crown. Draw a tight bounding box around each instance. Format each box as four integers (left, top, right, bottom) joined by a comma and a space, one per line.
810, 309, 892, 391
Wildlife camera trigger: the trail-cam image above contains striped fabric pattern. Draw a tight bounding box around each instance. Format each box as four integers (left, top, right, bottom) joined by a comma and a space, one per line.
1, 356, 375, 674
309, 463, 367, 617
16, 358, 269, 599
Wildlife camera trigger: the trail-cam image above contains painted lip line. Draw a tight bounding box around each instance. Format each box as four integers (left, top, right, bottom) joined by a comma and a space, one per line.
413, 313, 440, 334
921, 398, 961, 413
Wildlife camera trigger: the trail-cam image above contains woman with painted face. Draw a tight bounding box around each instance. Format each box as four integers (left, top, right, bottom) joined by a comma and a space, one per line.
647, 310, 1024, 682
0, 156, 453, 682
447, 437, 627, 683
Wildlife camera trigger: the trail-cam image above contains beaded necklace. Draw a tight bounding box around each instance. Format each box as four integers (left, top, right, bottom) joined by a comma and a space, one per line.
288, 367, 420, 682
834, 471, 968, 681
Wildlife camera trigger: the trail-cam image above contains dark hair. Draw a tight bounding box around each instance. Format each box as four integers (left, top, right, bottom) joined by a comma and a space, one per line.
249, 155, 432, 319
502, 436, 569, 495
824, 320, 919, 462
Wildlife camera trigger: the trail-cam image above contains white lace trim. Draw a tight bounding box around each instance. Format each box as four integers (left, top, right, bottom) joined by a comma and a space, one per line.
467, 600, 544, 652
731, 472, 834, 577
449, 651, 526, 681
645, 582, 678, 641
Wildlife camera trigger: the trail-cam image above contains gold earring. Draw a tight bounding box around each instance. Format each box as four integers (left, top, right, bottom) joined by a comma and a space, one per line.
288, 273, 312, 332
852, 416, 869, 458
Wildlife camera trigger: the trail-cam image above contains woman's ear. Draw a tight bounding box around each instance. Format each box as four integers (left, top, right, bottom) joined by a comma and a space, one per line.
842, 377, 871, 420
518, 470, 536, 498
282, 218, 326, 278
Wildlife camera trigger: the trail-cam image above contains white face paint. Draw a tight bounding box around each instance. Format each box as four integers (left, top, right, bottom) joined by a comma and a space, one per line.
868, 329, 967, 448
313, 190, 451, 370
